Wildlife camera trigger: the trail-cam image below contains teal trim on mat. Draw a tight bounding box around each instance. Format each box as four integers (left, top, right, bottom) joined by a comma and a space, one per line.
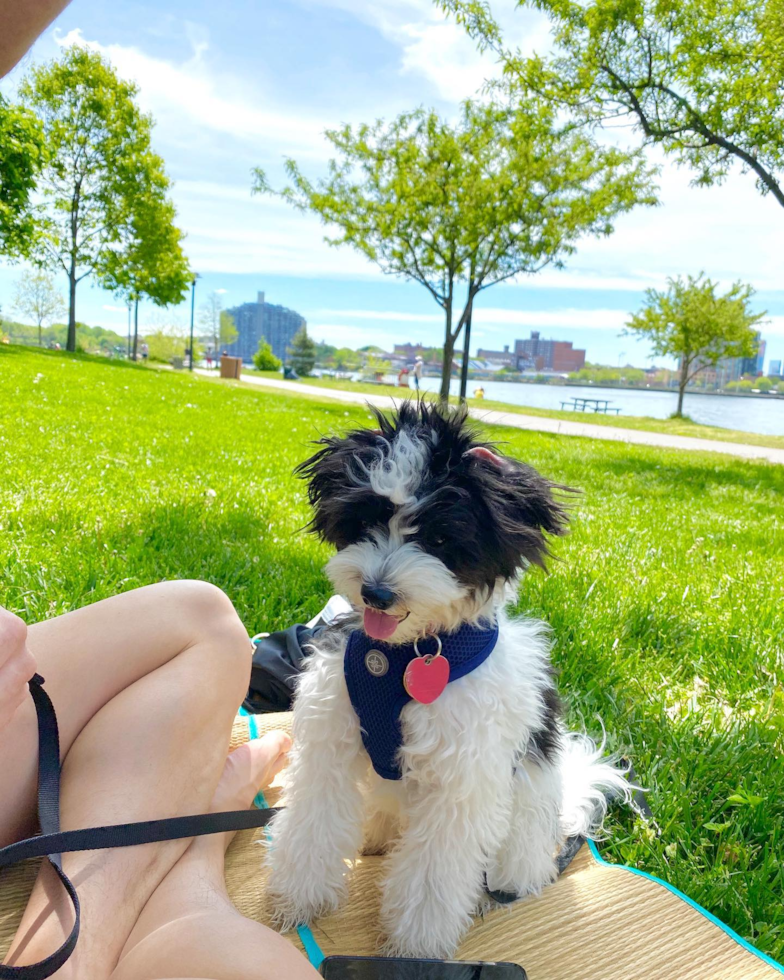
586, 840, 784, 975
238, 706, 250, 717
252, 784, 325, 968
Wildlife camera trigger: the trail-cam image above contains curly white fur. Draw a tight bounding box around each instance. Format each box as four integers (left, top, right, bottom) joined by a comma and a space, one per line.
266, 605, 627, 957
267, 416, 629, 956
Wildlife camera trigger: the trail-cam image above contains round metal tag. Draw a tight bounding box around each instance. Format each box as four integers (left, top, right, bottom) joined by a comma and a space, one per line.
365, 649, 389, 677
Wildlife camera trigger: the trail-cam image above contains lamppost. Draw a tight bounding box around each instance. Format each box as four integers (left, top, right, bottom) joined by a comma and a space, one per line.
127, 300, 132, 359
189, 273, 200, 370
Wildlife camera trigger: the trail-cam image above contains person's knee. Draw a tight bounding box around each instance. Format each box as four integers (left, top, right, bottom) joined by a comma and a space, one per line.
176, 581, 251, 698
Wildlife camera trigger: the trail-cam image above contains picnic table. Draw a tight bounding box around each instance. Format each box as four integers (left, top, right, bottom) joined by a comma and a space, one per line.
560, 397, 622, 414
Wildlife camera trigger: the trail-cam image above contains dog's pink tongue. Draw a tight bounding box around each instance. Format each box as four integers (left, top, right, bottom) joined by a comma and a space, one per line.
364, 608, 398, 640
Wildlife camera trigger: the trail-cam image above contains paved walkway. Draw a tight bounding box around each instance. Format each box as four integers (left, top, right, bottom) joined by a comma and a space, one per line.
198, 370, 784, 465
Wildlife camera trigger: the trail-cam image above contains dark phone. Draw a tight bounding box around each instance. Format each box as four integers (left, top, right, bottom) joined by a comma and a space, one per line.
319, 955, 527, 980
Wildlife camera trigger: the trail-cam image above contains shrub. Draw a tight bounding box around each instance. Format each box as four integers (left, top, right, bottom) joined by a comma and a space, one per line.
253, 338, 282, 371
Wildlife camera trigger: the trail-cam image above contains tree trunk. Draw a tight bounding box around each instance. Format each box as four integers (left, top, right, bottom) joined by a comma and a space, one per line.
439, 294, 455, 404
439, 334, 455, 403
132, 298, 139, 361
676, 356, 689, 416
38, 322, 42, 347
459, 303, 473, 403
66, 266, 77, 352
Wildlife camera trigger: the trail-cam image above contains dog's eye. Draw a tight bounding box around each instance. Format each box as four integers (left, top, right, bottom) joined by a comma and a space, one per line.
429, 533, 447, 548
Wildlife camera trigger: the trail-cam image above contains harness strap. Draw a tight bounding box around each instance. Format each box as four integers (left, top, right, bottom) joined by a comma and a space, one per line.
0, 675, 279, 980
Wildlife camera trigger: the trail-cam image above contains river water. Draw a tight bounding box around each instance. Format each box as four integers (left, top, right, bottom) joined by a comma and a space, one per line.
398, 377, 782, 436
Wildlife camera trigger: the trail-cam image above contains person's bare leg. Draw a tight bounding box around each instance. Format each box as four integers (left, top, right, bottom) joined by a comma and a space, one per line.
110, 735, 319, 980
4, 582, 252, 979
1, 580, 246, 847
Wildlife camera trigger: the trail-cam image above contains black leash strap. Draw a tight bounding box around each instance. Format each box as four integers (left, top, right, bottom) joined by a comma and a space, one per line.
0, 675, 278, 979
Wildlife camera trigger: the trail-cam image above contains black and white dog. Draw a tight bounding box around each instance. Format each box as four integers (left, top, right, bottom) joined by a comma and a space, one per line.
267, 402, 627, 957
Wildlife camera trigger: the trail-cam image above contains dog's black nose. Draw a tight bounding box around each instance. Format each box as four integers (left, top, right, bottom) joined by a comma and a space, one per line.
361, 585, 396, 610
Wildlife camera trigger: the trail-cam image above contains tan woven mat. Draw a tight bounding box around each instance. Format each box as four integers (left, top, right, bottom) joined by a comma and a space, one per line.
2, 712, 781, 980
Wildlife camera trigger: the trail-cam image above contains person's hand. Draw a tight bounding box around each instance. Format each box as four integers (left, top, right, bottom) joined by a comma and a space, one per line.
0, 607, 36, 731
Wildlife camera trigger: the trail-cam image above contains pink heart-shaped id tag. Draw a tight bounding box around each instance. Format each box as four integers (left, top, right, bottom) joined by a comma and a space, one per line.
403, 655, 450, 704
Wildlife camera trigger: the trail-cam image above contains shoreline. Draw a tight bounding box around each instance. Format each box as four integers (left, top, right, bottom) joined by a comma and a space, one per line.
428, 376, 784, 399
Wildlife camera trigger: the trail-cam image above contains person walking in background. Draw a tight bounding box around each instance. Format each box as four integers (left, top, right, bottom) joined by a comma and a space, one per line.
412, 355, 424, 391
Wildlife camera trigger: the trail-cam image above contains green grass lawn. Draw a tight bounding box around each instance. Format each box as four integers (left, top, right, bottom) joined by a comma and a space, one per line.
2, 344, 784, 959
278, 373, 784, 451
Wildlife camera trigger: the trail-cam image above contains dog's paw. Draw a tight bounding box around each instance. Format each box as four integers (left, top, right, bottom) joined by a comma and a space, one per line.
267, 871, 347, 931
379, 927, 459, 960
485, 848, 557, 899
265, 807, 354, 928
380, 884, 469, 959
267, 889, 340, 932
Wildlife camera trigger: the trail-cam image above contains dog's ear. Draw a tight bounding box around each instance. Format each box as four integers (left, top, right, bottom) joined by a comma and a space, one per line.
295, 425, 389, 545
462, 445, 572, 571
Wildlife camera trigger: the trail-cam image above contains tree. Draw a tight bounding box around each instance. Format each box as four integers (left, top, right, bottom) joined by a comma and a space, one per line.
757, 377, 773, 392
255, 100, 655, 401
219, 310, 238, 349
331, 347, 361, 372
440, 0, 784, 210
362, 352, 393, 376
315, 341, 338, 364
145, 327, 186, 363
97, 181, 191, 360
199, 292, 224, 351
12, 269, 65, 346
287, 325, 316, 376
253, 338, 282, 371
0, 96, 44, 257
625, 274, 764, 416
19, 46, 163, 351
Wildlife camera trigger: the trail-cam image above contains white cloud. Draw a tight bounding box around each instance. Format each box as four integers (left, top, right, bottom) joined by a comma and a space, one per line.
54, 28, 330, 159
303, 0, 550, 102
308, 322, 401, 349
475, 308, 629, 330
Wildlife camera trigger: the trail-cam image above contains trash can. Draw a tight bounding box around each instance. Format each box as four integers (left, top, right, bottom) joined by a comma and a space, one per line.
172, 356, 184, 370
220, 356, 242, 379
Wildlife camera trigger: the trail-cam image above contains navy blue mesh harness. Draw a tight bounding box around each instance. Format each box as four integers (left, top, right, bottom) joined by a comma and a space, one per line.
344, 621, 499, 780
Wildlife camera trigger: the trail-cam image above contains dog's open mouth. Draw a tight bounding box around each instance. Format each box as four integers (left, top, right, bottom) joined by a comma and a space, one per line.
363, 608, 407, 640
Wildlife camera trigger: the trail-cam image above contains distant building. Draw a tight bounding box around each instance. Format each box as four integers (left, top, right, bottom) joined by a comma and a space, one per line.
769, 359, 782, 378
479, 334, 586, 372
476, 344, 516, 367
514, 331, 586, 373
687, 331, 766, 386
222, 291, 306, 363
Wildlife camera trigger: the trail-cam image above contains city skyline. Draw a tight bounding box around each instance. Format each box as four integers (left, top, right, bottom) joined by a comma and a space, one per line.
0, 0, 782, 369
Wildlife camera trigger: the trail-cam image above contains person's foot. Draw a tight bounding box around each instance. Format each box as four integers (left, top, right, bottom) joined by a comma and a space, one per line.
116, 731, 293, 970
209, 731, 292, 851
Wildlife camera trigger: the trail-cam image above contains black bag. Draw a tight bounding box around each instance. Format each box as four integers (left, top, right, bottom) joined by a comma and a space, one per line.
243, 624, 323, 714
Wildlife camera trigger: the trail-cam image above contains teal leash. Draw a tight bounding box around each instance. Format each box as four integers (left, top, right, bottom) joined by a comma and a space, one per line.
246, 712, 326, 970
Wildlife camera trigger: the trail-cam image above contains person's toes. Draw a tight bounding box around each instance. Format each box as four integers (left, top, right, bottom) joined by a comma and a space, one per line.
213, 731, 292, 812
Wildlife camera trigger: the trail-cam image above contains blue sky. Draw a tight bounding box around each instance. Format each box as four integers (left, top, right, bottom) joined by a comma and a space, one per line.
1, 0, 782, 369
